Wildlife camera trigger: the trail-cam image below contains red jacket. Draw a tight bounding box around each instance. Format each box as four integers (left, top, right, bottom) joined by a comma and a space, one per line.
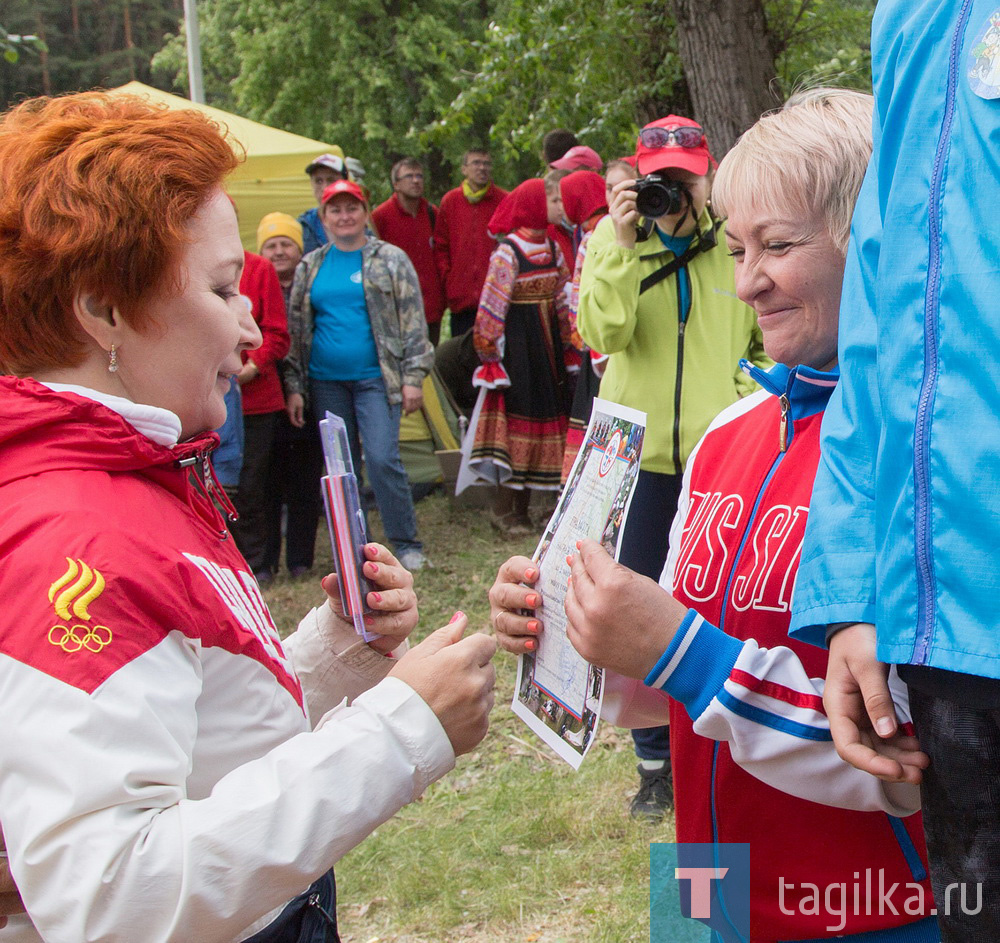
372, 194, 445, 325
433, 182, 507, 314
664, 363, 932, 940
240, 251, 289, 415
0, 377, 456, 941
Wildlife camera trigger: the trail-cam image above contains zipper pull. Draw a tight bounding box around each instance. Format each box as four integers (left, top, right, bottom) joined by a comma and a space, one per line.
779, 394, 790, 452
306, 891, 339, 927
201, 452, 215, 493
678, 320, 686, 338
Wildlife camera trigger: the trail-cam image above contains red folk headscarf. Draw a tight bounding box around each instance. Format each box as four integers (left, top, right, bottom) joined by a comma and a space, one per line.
559, 170, 607, 226
487, 178, 548, 235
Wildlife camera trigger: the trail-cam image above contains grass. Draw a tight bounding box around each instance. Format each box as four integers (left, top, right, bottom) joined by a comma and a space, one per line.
264, 490, 674, 942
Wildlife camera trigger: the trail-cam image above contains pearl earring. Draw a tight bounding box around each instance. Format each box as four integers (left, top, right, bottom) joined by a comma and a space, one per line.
108, 344, 119, 373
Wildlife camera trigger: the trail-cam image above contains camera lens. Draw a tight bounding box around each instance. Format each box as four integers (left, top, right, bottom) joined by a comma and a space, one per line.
634, 178, 686, 219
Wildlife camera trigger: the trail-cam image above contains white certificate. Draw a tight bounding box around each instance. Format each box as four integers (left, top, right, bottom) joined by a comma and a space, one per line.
513, 398, 646, 768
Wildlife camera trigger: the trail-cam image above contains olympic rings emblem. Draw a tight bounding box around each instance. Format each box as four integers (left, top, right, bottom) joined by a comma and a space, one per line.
48, 623, 113, 654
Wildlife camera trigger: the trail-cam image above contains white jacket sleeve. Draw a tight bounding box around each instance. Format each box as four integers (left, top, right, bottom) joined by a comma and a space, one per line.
282, 602, 408, 725
0, 629, 453, 943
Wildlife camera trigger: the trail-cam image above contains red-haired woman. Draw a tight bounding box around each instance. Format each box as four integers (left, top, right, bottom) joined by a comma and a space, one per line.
465, 178, 574, 534
0, 93, 495, 943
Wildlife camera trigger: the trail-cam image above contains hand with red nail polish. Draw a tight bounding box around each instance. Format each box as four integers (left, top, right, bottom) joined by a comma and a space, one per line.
489, 555, 545, 656
321, 542, 418, 654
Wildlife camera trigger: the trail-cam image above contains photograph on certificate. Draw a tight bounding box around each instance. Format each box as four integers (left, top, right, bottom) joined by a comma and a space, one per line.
513, 398, 646, 768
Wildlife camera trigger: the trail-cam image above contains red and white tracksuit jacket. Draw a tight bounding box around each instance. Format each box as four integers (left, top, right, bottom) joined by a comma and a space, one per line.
0, 377, 453, 943
604, 362, 936, 942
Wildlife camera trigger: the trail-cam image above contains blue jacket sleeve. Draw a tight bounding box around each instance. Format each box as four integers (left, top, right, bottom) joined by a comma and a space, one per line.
790, 114, 883, 648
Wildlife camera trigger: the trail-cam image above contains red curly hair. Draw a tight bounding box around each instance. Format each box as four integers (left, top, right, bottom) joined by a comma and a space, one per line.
0, 93, 240, 375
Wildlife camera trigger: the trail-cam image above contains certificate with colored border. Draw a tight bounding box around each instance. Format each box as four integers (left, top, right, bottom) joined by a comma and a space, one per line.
513, 397, 646, 768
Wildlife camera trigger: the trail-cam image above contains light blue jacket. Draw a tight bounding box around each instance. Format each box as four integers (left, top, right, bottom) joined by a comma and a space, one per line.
791, 0, 1000, 679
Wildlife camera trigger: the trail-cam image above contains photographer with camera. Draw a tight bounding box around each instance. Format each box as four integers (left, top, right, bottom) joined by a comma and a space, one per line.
577, 115, 768, 819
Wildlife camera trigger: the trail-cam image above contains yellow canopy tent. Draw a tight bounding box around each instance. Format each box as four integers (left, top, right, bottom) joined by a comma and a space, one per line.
109, 81, 342, 250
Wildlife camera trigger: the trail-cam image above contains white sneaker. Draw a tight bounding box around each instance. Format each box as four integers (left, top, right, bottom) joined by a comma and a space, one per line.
398, 549, 431, 572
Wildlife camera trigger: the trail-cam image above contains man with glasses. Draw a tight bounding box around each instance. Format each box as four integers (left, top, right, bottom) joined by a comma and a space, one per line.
373, 158, 446, 345
434, 149, 507, 338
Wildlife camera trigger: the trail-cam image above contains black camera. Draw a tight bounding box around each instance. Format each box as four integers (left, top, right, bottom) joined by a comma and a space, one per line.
633, 175, 688, 219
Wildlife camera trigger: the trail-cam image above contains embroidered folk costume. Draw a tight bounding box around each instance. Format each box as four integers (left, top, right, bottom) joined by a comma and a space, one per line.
467, 179, 574, 491
558, 170, 609, 480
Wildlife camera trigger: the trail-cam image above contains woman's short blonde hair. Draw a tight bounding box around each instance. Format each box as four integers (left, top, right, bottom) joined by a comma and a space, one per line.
713, 87, 873, 254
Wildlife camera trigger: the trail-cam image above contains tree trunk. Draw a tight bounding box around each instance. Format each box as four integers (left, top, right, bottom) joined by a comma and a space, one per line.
671, 0, 782, 157
123, 0, 136, 79
34, 11, 52, 96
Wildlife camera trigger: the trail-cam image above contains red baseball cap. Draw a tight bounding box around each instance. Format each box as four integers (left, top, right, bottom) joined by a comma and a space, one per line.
321, 179, 367, 205
551, 145, 603, 171
634, 115, 715, 176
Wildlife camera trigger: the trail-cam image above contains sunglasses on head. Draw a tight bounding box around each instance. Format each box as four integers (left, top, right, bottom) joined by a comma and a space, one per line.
639, 126, 705, 149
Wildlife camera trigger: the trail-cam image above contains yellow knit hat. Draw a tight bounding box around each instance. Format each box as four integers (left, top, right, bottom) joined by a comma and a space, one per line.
256, 212, 304, 252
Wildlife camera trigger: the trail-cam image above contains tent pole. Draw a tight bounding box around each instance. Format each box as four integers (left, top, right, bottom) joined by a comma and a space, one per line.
183, 0, 205, 104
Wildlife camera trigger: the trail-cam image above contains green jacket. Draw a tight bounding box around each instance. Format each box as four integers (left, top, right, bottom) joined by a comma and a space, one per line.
577, 212, 769, 475
284, 238, 434, 405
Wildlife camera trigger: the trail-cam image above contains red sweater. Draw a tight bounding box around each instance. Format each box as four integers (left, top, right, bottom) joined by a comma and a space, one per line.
433, 183, 507, 314
239, 251, 289, 415
372, 194, 445, 325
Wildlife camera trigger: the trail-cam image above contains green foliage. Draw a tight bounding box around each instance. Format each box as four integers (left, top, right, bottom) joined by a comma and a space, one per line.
1, 0, 177, 108
432, 0, 875, 182
3, 0, 878, 201
154, 0, 490, 203
150, 0, 244, 112
768, 0, 876, 91
1, 25, 48, 65
430, 0, 686, 183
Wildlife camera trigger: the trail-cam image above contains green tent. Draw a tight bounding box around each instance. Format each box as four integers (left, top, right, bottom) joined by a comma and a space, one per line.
399, 369, 464, 498
109, 82, 342, 251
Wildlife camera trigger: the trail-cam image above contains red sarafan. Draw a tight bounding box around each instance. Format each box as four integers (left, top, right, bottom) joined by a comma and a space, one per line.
0, 92, 240, 375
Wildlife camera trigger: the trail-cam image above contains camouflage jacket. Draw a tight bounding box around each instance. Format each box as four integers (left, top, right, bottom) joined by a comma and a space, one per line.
284, 238, 434, 405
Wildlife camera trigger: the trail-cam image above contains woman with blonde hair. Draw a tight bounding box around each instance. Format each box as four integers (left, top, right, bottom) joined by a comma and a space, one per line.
492, 89, 940, 941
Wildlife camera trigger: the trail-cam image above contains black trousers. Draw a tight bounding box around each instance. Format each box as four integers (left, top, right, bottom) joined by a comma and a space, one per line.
263, 411, 324, 573
232, 411, 280, 572
449, 306, 477, 339
241, 868, 339, 942
618, 469, 684, 763
908, 684, 1000, 942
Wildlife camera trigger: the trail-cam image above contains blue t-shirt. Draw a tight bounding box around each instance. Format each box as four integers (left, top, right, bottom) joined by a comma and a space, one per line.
308, 247, 381, 382
656, 229, 694, 322
212, 377, 244, 489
